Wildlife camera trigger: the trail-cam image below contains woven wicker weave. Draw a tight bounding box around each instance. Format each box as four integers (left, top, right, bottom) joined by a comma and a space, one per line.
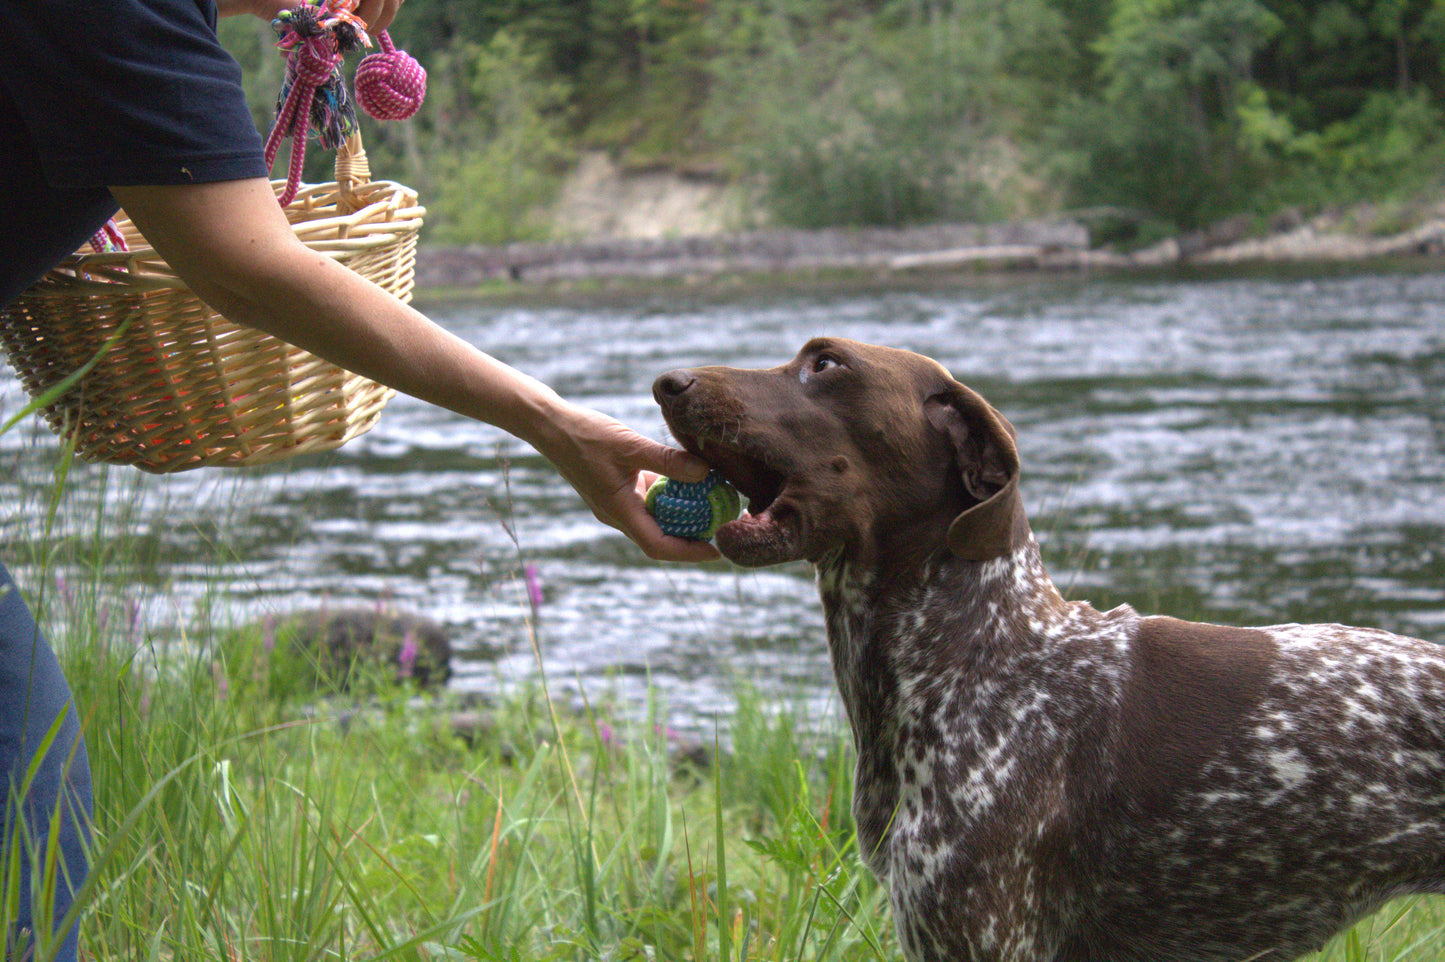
0, 136, 422, 473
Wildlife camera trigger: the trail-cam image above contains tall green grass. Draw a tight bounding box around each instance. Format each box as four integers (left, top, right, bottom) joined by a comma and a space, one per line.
4, 459, 890, 960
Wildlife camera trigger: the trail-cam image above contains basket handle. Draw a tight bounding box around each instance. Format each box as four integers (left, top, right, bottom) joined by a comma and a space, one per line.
335, 131, 371, 216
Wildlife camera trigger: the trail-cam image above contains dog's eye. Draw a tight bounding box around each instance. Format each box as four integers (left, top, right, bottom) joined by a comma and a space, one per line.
799, 351, 846, 383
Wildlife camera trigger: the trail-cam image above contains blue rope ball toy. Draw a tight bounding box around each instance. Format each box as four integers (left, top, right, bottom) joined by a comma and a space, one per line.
645, 470, 742, 541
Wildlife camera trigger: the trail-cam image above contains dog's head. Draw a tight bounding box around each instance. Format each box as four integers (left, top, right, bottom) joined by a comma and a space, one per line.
653, 337, 1027, 569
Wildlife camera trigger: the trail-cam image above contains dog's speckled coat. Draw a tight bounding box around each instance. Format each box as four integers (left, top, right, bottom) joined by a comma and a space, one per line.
654, 338, 1445, 962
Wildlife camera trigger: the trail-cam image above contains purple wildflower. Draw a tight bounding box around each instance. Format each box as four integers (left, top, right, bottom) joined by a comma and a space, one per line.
398, 630, 418, 680
524, 564, 543, 610
127, 597, 144, 647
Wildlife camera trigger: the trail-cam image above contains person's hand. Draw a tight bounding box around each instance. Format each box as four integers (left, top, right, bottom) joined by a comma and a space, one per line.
537, 402, 722, 563
217, 0, 400, 34
216, 0, 300, 19
352, 0, 402, 34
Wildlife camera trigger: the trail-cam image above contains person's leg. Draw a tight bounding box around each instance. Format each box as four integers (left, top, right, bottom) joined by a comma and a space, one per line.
0, 561, 92, 962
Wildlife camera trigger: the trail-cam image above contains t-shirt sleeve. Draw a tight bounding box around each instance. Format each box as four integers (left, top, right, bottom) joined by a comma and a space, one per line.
0, 0, 269, 188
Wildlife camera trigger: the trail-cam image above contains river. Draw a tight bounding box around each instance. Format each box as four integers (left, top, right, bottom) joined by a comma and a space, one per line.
3, 268, 1443, 737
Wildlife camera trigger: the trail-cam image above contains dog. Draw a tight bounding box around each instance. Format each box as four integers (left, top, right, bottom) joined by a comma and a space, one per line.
653, 337, 1445, 962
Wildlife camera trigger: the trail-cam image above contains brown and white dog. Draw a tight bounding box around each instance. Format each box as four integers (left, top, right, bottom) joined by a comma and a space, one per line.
653, 337, 1445, 962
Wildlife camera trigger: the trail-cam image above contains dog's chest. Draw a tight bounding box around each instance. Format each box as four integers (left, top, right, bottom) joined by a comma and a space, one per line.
818, 552, 1134, 950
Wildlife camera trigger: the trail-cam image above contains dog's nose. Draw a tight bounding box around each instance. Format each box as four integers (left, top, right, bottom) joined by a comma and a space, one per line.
653, 370, 696, 402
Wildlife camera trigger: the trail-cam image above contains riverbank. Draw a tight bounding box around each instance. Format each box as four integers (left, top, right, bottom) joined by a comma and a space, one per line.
416, 172, 1445, 292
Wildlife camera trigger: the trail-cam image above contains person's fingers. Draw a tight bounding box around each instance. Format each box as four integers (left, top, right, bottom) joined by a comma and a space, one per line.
637, 439, 711, 484
533, 405, 720, 561
352, 0, 401, 34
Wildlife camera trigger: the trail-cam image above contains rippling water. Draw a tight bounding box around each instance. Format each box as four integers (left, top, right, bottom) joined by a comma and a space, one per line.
4, 269, 1444, 735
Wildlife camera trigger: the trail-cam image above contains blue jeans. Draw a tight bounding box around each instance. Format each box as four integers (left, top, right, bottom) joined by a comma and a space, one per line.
0, 560, 91, 962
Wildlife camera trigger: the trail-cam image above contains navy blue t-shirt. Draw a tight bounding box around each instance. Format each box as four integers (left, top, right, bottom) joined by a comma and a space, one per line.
0, 0, 270, 306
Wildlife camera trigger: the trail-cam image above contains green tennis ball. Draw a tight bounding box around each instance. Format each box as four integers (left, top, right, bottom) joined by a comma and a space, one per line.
645, 470, 742, 541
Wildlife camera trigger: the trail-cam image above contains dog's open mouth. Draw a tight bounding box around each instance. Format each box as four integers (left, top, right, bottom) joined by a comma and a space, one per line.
688, 435, 783, 514
671, 431, 799, 565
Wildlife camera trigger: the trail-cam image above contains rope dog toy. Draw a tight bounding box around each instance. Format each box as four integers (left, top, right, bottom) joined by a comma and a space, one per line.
645, 470, 742, 541
264, 0, 426, 205
264, 0, 362, 205
354, 30, 426, 121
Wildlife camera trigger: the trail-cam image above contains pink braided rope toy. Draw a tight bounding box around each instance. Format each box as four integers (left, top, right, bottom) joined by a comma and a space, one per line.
87, 219, 127, 253
355, 31, 426, 121
263, 25, 347, 206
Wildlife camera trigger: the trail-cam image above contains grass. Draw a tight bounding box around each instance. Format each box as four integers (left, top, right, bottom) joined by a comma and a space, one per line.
6, 501, 890, 962
3, 455, 1445, 961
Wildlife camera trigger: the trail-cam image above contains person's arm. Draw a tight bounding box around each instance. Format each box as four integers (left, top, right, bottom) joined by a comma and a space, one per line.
111, 178, 718, 562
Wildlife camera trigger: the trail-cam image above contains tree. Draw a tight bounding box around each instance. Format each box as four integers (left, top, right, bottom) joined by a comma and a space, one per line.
705, 0, 1070, 227
1068, 0, 1282, 229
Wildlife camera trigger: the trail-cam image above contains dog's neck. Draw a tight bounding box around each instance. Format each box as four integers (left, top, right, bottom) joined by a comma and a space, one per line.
815, 531, 1073, 874
816, 531, 1069, 712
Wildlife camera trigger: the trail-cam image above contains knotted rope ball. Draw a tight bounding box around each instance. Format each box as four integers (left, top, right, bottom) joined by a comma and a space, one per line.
354, 31, 426, 121
645, 470, 742, 541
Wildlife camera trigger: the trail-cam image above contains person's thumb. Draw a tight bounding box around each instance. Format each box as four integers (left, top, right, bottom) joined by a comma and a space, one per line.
644, 442, 710, 483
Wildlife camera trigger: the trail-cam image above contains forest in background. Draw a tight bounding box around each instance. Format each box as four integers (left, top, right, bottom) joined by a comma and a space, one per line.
220, 0, 1445, 248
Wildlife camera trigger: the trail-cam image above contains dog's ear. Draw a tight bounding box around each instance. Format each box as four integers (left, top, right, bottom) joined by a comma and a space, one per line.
924, 385, 1029, 562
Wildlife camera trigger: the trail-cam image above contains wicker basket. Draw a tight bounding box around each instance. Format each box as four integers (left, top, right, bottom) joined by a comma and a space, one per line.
0, 136, 423, 473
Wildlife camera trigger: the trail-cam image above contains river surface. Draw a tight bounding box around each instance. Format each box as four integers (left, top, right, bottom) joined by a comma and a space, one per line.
3, 268, 1444, 736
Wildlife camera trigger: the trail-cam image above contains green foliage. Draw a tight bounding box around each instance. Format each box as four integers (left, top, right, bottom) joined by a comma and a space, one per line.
1256, 0, 1445, 131
26, 555, 897, 961
705, 0, 1070, 228
1061, 0, 1283, 230
216, 0, 1445, 243
394, 30, 574, 244
1050, 0, 1445, 237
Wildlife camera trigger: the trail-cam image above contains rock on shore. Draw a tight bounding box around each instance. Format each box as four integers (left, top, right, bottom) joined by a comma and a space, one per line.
232, 607, 454, 692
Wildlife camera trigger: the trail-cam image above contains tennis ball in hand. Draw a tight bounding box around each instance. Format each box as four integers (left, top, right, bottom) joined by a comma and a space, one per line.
645, 470, 742, 541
